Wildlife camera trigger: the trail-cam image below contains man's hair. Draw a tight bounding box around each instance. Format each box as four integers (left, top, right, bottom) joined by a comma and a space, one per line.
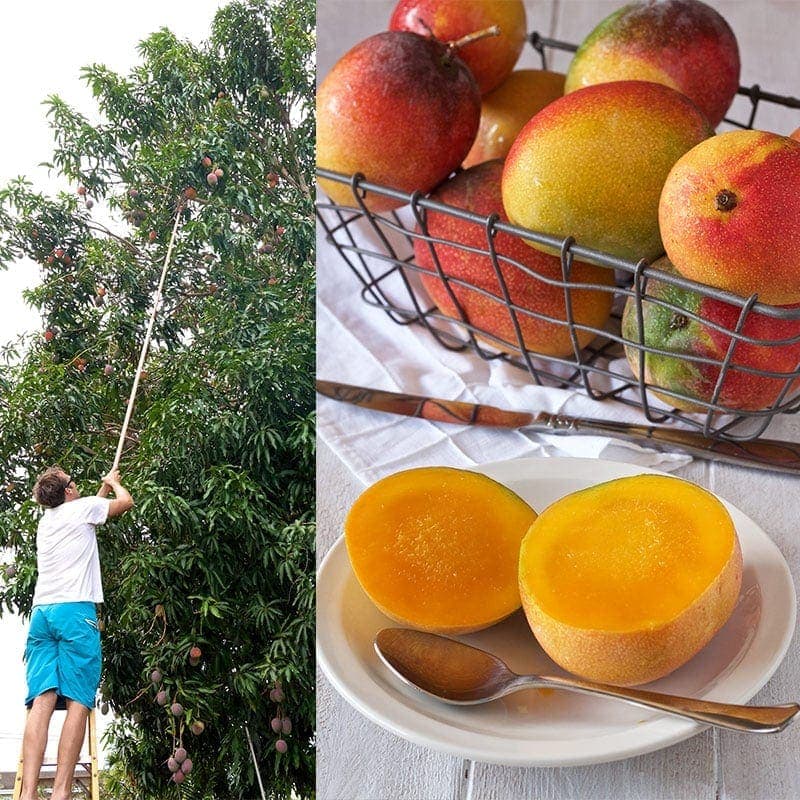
33, 466, 68, 509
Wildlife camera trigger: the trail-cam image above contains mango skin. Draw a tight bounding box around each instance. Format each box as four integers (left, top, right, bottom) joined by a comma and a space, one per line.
519, 475, 743, 686
791, 127, 800, 142
317, 31, 480, 212
659, 130, 800, 306
565, 0, 740, 129
414, 161, 615, 357
622, 257, 800, 412
463, 70, 565, 168
389, 0, 527, 95
502, 80, 712, 262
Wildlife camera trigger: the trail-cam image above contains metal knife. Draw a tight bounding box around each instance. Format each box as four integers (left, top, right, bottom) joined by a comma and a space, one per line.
316, 379, 800, 476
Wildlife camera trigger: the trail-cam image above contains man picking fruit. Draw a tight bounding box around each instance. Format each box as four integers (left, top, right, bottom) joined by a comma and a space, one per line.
19, 466, 133, 800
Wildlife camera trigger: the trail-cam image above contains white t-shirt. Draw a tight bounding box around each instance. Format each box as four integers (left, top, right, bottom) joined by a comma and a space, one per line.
32, 496, 111, 606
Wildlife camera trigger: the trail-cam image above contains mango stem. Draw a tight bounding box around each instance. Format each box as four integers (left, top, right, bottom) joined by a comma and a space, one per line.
715, 189, 738, 212
445, 25, 500, 62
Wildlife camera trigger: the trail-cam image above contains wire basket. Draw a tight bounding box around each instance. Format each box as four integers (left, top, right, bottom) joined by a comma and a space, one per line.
316, 33, 800, 442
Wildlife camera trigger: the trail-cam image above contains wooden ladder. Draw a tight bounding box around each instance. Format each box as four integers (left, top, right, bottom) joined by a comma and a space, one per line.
12, 700, 100, 800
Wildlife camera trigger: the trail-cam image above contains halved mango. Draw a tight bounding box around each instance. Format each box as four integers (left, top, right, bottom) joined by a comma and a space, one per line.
519, 474, 742, 685
345, 467, 538, 634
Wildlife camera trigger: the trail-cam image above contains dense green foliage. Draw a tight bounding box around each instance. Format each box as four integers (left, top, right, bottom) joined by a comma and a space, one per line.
0, 1, 315, 797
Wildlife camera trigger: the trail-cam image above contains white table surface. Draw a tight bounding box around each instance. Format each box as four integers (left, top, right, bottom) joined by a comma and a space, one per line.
317, 2, 800, 798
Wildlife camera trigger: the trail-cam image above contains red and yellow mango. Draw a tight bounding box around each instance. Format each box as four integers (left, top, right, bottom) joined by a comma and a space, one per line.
659, 130, 800, 306
414, 161, 615, 357
317, 32, 481, 211
463, 69, 565, 168
565, 0, 740, 128
502, 80, 712, 263
389, 0, 527, 95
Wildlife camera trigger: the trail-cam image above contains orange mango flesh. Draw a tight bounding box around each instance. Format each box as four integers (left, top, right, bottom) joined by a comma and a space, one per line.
346, 467, 537, 633
521, 477, 735, 630
519, 475, 742, 684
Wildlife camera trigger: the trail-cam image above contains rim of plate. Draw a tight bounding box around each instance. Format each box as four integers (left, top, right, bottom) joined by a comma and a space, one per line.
317, 457, 797, 767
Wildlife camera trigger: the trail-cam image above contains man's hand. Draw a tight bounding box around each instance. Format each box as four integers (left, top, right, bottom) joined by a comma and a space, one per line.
97, 469, 134, 517
101, 469, 122, 488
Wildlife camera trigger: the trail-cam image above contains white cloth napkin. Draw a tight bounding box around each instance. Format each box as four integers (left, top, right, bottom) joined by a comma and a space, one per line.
317, 205, 693, 486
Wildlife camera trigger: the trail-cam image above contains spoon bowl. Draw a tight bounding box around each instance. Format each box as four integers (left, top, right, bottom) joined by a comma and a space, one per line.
375, 627, 518, 704
374, 627, 799, 733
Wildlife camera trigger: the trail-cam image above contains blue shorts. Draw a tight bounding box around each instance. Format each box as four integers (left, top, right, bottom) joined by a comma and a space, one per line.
25, 602, 101, 710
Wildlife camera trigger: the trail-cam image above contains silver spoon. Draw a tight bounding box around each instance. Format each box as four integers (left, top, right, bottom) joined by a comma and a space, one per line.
374, 628, 799, 733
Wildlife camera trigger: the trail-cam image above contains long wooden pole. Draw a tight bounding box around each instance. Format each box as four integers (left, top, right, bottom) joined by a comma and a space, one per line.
112, 201, 184, 470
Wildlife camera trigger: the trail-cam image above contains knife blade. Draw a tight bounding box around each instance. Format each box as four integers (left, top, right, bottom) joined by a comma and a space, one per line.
316, 379, 800, 476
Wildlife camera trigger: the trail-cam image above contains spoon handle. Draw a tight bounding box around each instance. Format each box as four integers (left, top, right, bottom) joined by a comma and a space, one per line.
527, 675, 799, 733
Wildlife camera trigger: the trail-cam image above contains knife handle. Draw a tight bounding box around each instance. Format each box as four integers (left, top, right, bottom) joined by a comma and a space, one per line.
316, 380, 534, 428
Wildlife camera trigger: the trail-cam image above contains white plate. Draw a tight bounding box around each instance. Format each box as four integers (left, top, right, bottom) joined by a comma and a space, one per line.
317, 457, 797, 767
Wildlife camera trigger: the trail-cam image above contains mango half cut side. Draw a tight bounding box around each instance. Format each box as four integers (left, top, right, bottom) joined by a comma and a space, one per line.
345, 467, 538, 634
519, 475, 742, 686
